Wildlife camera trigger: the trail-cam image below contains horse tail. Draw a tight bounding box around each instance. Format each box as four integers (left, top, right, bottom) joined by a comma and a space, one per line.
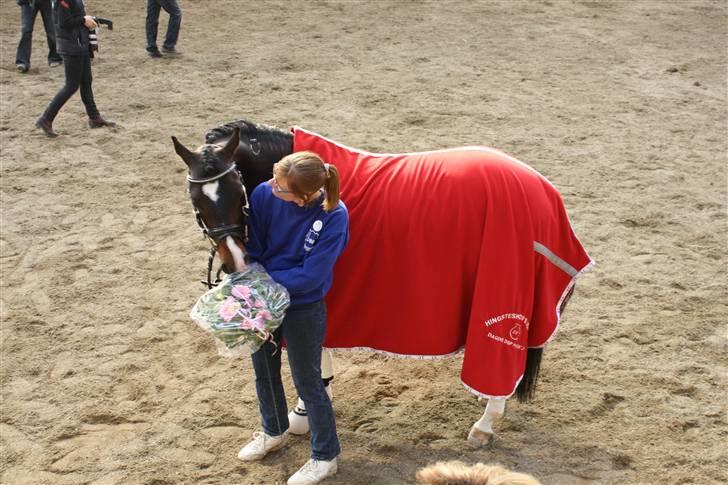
516, 281, 578, 402
515, 347, 542, 403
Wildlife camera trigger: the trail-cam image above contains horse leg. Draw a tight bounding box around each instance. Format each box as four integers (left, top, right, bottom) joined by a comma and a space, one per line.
467, 398, 506, 448
288, 349, 334, 435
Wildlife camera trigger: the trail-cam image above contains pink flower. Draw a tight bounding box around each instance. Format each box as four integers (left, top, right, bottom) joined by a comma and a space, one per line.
219, 297, 241, 322
231, 285, 252, 301
240, 316, 266, 332
257, 310, 272, 321
250, 316, 267, 332
253, 299, 266, 308
240, 317, 256, 330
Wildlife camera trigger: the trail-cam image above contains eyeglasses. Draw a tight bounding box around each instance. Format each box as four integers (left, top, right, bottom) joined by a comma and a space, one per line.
269, 177, 293, 195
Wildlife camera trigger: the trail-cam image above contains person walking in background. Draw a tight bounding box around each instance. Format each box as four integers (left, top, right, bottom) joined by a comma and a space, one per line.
35, 0, 115, 138
145, 0, 182, 58
15, 0, 63, 73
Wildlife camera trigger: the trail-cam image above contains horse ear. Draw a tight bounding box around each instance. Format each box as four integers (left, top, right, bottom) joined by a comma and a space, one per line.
172, 136, 197, 167
219, 127, 240, 162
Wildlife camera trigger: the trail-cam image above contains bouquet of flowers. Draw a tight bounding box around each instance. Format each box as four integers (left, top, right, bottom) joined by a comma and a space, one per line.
190, 263, 290, 357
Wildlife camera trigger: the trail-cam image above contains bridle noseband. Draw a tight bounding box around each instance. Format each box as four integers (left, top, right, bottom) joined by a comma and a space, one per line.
188, 164, 250, 288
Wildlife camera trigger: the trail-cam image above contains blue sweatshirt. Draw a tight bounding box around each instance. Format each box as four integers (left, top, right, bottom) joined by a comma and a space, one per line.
246, 182, 350, 306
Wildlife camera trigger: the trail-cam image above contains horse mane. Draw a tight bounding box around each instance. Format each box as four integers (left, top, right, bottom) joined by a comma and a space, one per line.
204, 119, 294, 194
205, 119, 292, 157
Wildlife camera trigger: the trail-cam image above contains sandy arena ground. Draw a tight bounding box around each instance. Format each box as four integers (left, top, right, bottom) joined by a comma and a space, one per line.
1, 1, 726, 484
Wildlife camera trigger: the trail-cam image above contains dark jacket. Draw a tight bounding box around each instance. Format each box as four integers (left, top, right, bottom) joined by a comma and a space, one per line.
54, 0, 90, 56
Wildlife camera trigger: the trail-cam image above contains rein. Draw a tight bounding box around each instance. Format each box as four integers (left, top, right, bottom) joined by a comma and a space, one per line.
188, 164, 250, 289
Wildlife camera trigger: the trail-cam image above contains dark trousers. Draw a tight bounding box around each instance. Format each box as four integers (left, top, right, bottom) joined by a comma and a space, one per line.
145, 0, 182, 51
16, 0, 62, 66
250, 300, 341, 461
42, 54, 99, 122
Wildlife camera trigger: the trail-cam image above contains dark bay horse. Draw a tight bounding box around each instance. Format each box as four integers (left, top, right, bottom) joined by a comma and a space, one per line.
172, 119, 592, 446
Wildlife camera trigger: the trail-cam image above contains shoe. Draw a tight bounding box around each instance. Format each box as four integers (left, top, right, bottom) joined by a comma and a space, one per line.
16, 63, 28, 73
161, 46, 181, 56
89, 116, 117, 128
237, 431, 289, 461
49, 59, 62, 67
287, 458, 338, 485
35, 117, 58, 138
147, 49, 163, 58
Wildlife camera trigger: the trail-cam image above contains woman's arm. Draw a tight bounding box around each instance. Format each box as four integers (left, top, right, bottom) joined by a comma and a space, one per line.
57, 0, 95, 30
268, 211, 349, 295
244, 185, 270, 263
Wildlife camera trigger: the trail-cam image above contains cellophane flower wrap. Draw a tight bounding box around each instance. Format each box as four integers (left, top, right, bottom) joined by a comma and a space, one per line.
190, 263, 290, 357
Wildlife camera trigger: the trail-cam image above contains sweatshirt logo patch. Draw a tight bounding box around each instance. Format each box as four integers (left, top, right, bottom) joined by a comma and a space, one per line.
304, 220, 323, 252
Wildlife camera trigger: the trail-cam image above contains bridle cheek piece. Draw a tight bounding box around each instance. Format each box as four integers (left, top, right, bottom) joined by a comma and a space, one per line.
188, 164, 250, 288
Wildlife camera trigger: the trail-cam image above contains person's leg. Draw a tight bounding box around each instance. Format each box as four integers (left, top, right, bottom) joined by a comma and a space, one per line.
38, 0, 61, 65
159, 0, 182, 50
145, 0, 162, 52
15, 3, 36, 70
250, 329, 289, 436
78, 55, 100, 118
41, 55, 83, 123
283, 301, 340, 461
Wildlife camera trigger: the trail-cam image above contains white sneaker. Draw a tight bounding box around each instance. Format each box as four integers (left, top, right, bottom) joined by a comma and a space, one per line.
237, 431, 289, 461
287, 458, 338, 484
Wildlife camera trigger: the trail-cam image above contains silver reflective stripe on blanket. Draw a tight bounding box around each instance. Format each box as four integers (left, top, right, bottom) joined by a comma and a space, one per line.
534, 241, 578, 277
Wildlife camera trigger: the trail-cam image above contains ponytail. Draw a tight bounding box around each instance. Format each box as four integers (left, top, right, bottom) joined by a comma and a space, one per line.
322, 164, 340, 212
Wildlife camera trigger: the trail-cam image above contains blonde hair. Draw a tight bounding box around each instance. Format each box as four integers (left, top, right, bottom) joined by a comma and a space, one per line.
273, 151, 340, 211
416, 461, 541, 485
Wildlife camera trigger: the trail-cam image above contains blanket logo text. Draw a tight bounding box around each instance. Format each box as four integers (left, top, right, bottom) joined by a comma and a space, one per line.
483, 313, 529, 351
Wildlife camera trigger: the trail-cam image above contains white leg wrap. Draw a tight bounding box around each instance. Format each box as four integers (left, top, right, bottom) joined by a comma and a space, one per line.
288, 350, 335, 436
288, 398, 309, 435
321, 349, 334, 380
468, 399, 506, 448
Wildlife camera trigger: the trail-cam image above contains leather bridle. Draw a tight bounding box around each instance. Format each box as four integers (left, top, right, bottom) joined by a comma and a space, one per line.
188, 163, 250, 288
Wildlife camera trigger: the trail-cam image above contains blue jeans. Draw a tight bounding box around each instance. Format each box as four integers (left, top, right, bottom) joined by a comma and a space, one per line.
16, 0, 61, 67
250, 300, 340, 461
145, 0, 182, 51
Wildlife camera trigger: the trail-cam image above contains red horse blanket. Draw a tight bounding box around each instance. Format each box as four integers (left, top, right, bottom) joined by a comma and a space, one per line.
293, 127, 593, 399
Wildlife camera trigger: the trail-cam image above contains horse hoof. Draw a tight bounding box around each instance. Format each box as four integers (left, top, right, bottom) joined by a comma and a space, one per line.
467, 426, 494, 448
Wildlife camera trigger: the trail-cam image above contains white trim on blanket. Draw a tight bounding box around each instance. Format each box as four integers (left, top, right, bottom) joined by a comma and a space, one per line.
530, 259, 595, 349
323, 345, 464, 360
293, 126, 545, 180
324, 346, 519, 400
461, 376, 521, 400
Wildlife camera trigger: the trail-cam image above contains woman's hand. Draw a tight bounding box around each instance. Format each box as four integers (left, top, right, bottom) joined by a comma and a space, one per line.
83, 15, 97, 30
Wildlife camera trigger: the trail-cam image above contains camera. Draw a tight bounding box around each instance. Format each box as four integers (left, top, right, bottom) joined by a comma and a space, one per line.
89, 17, 113, 58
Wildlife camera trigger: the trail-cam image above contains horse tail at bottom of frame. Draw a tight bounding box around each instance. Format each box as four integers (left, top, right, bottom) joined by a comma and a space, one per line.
515, 347, 543, 403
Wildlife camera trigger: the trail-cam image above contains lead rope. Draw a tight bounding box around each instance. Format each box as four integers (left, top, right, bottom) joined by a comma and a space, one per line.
261, 340, 284, 437
203, 247, 216, 288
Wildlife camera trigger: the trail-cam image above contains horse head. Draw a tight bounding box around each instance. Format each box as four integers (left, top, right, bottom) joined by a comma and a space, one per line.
172, 127, 249, 276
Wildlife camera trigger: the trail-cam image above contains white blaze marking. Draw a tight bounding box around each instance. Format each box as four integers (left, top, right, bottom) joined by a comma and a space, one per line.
202, 181, 220, 203
225, 237, 246, 272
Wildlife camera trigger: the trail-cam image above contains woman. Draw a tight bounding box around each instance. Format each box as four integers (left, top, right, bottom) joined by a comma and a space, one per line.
35, 0, 114, 138
238, 151, 349, 485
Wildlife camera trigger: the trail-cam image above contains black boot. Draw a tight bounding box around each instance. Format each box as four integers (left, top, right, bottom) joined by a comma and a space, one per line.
35, 117, 58, 138
89, 115, 117, 128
